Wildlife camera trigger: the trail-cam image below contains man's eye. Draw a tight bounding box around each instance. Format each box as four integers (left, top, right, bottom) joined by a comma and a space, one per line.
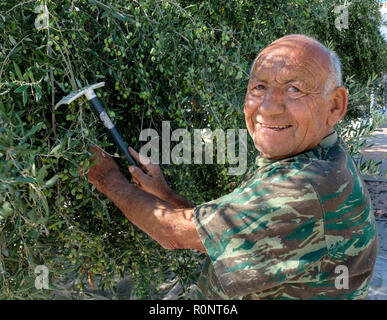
250, 84, 265, 96
251, 84, 265, 93
288, 86, 300, 92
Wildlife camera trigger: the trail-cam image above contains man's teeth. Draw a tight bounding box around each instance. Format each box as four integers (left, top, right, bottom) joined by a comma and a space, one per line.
261, 124, 290, 129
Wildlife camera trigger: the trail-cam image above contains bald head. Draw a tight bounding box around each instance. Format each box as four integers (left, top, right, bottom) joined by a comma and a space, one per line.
250, 35, 342, 95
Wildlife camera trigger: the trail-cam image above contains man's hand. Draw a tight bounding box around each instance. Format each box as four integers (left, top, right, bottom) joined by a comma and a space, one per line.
83, 145, 204, 253
128, 147, 173, 202
86, 145, 120, 191
128, 147, 194, 209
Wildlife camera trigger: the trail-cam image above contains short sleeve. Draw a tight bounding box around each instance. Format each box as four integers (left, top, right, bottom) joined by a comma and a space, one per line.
194, 169, 327, 298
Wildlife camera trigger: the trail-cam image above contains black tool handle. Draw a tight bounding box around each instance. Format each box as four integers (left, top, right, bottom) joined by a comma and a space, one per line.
89, 97, 137, 166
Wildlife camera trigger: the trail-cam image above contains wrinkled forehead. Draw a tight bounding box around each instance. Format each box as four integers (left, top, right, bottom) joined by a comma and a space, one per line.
252, 40, 330, 84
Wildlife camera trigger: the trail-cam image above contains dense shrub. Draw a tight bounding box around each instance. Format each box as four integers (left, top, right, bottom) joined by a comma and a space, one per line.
0, 0, 386, 299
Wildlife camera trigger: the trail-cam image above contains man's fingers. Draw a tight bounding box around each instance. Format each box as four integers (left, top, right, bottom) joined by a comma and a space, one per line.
129, 165, 150, 183
132, 176, 141, 187
128, 147, 160, 174
88, 144, 103, 155
128, 147, 150, 165
88, 144, 111, 158
86, 145, 102, 169
88, 145, 109, 166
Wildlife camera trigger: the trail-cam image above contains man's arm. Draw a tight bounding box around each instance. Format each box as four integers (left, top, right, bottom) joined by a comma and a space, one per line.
86, 146, 206, 253
164, 190, 194, 209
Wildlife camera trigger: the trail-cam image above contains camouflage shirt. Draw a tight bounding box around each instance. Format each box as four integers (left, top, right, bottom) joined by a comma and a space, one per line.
193, 131, 378, 300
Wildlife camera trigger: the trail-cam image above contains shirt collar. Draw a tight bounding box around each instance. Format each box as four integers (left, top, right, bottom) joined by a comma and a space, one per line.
318, 131, 338, 148
255, 131, 338, 166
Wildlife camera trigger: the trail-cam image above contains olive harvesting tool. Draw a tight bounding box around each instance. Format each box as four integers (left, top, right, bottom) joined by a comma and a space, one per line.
54, 82, 137, 166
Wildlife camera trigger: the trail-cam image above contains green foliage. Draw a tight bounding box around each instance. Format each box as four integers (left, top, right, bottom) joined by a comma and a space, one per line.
0, 0, 386, 299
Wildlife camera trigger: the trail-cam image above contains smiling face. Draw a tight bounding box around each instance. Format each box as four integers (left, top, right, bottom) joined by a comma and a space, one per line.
244, 36, 347, 159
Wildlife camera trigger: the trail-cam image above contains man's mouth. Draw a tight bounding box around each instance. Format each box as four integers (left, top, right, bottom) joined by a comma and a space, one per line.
258, 122, 292, 131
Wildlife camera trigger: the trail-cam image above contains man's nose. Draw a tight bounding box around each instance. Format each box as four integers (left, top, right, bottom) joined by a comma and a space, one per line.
259, 87, 285, 116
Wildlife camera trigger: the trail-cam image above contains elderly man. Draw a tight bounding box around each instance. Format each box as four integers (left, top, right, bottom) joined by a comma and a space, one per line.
86, 35, 378, 300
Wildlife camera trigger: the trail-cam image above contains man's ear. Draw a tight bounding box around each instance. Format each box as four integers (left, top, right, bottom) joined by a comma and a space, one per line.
327, 86, 348, 127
